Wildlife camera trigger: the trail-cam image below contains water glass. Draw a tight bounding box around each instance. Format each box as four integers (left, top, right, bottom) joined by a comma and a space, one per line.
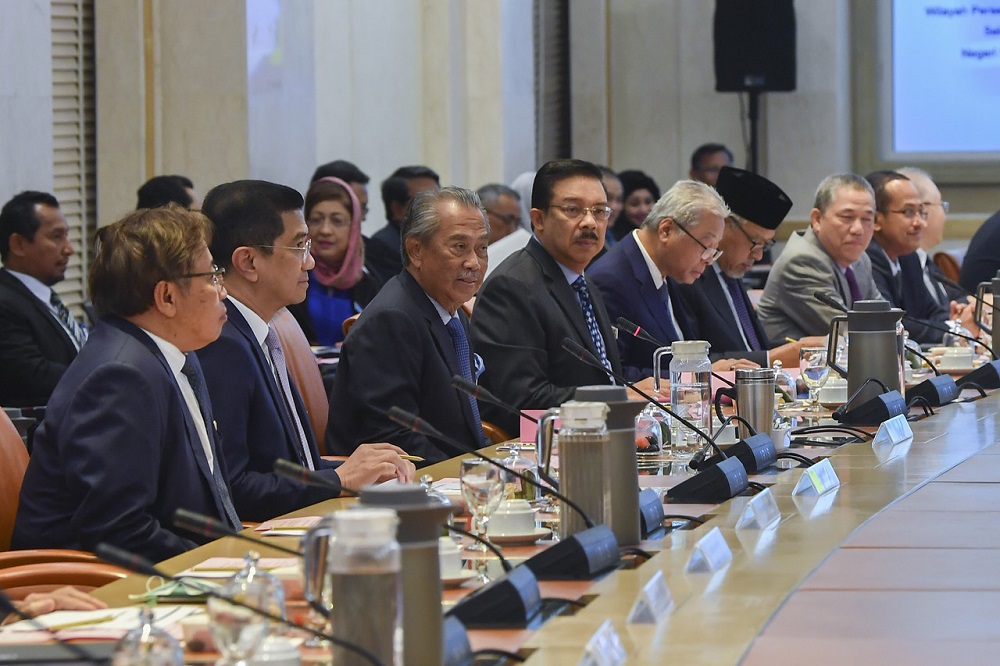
800, 346, 830, 411
458, 458, 505, 553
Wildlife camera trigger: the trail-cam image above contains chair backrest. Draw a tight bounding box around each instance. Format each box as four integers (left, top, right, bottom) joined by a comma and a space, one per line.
0, 408, 30, 551
271, 308, 329, 453
481, 420, 511, 445
0, 548, 99, 570
933, 251, 962, 283
0, 562, 129, 600
342, 313, 360, 337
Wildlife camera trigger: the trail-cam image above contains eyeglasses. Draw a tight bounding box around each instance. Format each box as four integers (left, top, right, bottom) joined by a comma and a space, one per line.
255, 239, 313, 265
927, 201, 950, 214
888, 207, 928, 221
307, 215, 351, 229
674, 220, 723, 262
486, 209, 522, 229
179, 264, 226, 286
729, 217, 776, 253
548, 203, 613, 223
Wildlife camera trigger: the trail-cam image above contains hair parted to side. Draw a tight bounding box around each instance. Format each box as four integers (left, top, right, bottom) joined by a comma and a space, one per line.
89, 204, 212, 317
643, 180, 730, 231
812, 174, 875, 214
530, 159, 605, 211
400, 187, 488, 267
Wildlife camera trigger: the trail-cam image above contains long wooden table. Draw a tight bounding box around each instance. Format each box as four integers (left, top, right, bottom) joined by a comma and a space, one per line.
93, 394, 1000, 664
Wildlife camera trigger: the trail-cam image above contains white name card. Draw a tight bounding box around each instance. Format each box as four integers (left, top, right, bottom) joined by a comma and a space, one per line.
792, 457, 840, 496
871, 413, 914, 463
626, 570, 674, 624
735, 487, 781, 531
578, 619, 627, 666
685, 526, 733, 574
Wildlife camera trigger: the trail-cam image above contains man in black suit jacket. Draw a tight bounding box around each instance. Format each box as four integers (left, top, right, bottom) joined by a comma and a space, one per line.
364, 165, 440, 286
13, 205, 241, 560
196, 180, 413, 521
471, 159, 622, 436
677, 167, 825, 368
327, 187, 490, 463
0, 191, 88, 407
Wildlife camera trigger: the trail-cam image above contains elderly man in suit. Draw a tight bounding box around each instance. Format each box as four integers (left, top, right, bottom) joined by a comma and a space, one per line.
0, 191, 88, 407
327, 187, 489, 463
758, 174, 884, 342
471, 159, 622, 436
678, 167, 825, 368
13, 205, 240, 560
196, 180, 413, 521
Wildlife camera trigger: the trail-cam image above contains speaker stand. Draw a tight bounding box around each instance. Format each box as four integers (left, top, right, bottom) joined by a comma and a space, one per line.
748, 89, 762, 174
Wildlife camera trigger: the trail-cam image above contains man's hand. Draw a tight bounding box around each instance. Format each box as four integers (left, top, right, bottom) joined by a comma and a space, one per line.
952, 299, 982, 338
711, 358, 760, 372
335, 442, 416, 493
769, 335, 828, 368
2, 586, 107, 625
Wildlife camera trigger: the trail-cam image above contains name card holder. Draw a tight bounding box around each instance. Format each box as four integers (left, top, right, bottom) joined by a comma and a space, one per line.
735, 487, 781, 531
684, 526, 733, 574
626, 570, 674, 624
792, 457, 840, 497
871, 413, 914, 463
578, 619, 627, 666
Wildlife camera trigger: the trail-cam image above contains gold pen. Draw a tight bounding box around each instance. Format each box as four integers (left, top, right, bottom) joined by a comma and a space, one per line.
48, 614, 117, 631
785, 337, 798, 344
399, 454, 424, 462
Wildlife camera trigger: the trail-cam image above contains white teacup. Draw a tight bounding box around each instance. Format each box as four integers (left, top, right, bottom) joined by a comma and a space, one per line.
438, 536, 464, 578
938, 347, 974, 371
487, 499, 536, 536
818, 376, 848, 404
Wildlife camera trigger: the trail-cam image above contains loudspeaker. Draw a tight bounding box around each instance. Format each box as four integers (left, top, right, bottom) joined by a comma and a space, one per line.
714, 0, 796, 92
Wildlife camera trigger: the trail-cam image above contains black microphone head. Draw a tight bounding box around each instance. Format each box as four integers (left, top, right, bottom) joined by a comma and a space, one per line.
561, 337, 602, 368
451, 375, 482, 398
614, 318, 665, 347
814, 291, 849, 313
95, 543, 161, 578
173, 508, 233, 540
0, 589, 18, 615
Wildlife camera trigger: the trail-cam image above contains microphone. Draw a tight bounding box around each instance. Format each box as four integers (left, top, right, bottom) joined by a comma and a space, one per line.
560, 338, 749, 503
94, 543, 384, 666
614, 318, 735, 387
172, 509, 303, 558
385, 407, 595, 529
451, 376, 538, 424
0, 590, 112, 664
814, 290, 848, 313
933, 273, 991, 311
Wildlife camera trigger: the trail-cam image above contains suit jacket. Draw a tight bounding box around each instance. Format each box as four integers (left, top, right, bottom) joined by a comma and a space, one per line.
866, 241, 947, 344
326, 269, 486, 464
364, 223, 403, 287
959, 208, 1000, 293
677, 267, 771, 366
0, 268, 79, 407
471, 238, 621, 435
197, 301, 341, 521
12, 316, 232, 560
758, 227, 883, 341
588, 233, 696, 380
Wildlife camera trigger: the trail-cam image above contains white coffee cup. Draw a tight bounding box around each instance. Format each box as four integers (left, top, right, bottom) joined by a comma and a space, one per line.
818, 376, 848, 404
938, 347, 974, 371
487, 499, 535, 536
250, 635, 301, 666
438, 536, 464, 578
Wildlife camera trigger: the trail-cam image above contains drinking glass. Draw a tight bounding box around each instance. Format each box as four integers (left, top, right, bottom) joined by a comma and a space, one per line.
800, 346, 830, 411
459, 458, 505, 553
207, 577, 271, 666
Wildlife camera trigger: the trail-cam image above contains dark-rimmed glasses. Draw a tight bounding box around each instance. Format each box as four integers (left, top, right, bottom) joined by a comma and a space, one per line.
728, 216, 776, 253
179, 265, 226, 286
548, 203, 613, 223
674, 220, 723, 262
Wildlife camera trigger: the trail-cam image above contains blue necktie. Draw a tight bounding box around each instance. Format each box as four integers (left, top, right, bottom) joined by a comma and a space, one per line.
657, 283, 680, 342
180, 355, 242, 531
445, 317, 485, 442
724, 275, 762, 351
572, 276, 612, 374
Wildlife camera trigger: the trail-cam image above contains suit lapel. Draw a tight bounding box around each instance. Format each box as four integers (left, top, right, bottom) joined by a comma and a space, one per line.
622, 236, 678, 344
0, 269, 78, 356
526, 240, 598, 356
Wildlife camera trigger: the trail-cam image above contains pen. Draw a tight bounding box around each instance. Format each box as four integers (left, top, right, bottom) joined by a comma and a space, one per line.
48, 614, 118, 631
785, 337, 798, 344
399, 454, 424, 462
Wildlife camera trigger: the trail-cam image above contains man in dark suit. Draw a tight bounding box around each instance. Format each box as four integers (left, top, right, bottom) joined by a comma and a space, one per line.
864, 171, 951, 344
327, 187, 489, 463
196, 180, 413, 521
12, 205, 241, 560
471, 159, 622, 435
364, 165, 440, 286
589, 179, 759, 380
0, 191, 87, 407
678, 167, 825, 368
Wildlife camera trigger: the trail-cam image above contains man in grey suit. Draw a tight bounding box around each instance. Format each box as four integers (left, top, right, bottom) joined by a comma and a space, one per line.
758, 174, 884, 342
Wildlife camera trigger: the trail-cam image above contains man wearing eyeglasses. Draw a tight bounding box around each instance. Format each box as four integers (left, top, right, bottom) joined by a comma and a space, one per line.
471, 159, 622, 436
677, 168, 826, 368
196, 180, 414, 522
477, 183, 522, 245
864, 171, 951, 344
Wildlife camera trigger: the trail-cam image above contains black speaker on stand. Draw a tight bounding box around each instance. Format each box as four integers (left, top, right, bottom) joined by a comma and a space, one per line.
713, 0, 796, 173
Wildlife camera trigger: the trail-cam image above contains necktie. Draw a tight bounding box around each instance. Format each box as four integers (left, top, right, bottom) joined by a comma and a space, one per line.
657, 283, 680, 342
572, 276, 613, 374
180, 355, 242, 530
445, 317, 484, 442
724, 275, 762, 351
844, 266, 863, 305
264, 326, 316, 470
924, 262, 947, 306
50, 291, 87, 349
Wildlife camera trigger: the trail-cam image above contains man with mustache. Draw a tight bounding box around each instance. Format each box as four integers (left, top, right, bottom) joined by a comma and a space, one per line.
471, 159, 621, 437
326, 187, 490, 463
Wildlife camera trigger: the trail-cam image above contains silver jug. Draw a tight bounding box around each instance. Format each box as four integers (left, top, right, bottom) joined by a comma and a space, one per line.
715, 368, 776, 440
827, 299, 904, 405
973, 270, 1000, 357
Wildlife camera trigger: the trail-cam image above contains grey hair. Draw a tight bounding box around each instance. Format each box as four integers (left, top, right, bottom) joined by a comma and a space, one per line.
642, 179, 730, 231
897, 166, 932, 181
400, 186, 489, 266
812, 174, 874, 214
476, 183, 520, 209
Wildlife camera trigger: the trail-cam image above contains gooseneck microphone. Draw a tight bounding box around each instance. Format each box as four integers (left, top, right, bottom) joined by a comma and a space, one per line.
0, 590, 110, 664
385, 407, 596, 529
172, 508, 303, 558
814, 290, 849, 313
932, 273, 992, 312
450, 376, 539, 424
614, 318, 736, 387
94, 543, 384, 666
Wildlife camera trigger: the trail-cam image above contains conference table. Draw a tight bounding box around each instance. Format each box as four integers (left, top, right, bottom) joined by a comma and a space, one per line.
92, 390, 1000, 664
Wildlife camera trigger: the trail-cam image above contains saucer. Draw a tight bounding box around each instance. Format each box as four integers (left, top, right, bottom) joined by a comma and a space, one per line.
488, 527, 552, 546
441, 570, 477, 588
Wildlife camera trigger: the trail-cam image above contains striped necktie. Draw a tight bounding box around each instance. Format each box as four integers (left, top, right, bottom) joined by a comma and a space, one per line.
50, 290, 88, 349
264, 326, 315, 470
572, 276, 612, 374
